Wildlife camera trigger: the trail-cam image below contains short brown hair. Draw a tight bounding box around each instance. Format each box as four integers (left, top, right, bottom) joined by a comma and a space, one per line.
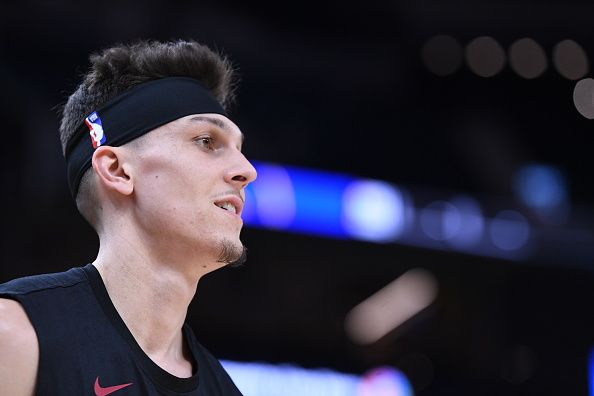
58, 40, 237, 226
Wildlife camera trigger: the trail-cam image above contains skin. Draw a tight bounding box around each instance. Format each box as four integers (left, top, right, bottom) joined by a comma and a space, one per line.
0, 113, 257, 394
0, 299, 38, 395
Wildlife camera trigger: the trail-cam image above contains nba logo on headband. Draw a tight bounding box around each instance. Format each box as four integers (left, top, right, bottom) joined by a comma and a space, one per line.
84, 111, 107, 149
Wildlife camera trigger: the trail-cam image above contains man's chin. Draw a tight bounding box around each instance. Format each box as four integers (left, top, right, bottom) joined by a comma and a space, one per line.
216, 239, 248, 268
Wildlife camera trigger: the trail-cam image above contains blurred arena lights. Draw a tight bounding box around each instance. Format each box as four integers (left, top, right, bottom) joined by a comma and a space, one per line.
553, 39, 589, 80
489, 210, 531, 251
419, 200, 483, 244
244, 162, 533, 261
248, 164, 296, 229
344, 269, 438, 345
421, 35, 463, 76
508, 38, 547, 79
588, 348, 594, 396
425, 36, 591, 82
465, 36, 506, 78
573, 78, 594, 119
513, 163, 570, 224
221, 361, 413, 396
359, 367, 414, 396
419, 201, 457, 241
243, 162, 350, 238
444, 196, 485, 250
341, 180, 408, 242
245, 162, 407, 240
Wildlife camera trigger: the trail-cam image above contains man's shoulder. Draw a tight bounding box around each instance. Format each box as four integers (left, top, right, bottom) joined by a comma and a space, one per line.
0, 265, 90, 296
0, 298, 38, 396
0, 298, 37, 339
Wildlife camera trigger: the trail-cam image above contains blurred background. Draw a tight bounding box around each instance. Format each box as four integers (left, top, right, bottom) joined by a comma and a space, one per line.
2, 0, 594, 395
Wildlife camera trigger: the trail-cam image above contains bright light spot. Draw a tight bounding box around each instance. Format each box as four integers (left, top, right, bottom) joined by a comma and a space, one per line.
250, 164, 296, 229
345, 269, 438, 345
446, 196, 485, 249
221, 361, 414, 396
442, 202, 461, 240
514, 164, 568, 209
513, 164, 570, 225
465, 36, 506, 77
553, 40, 589, 80
358, 367, 414, 396
222, 360, 359, 396
508, 38, 547, 79
489, 210, 530, 251
573, 78, 594, 119
342, 180, 408, 242
421, 35, 463, 76
420, 198, 484, 246
420, 201, 458, 241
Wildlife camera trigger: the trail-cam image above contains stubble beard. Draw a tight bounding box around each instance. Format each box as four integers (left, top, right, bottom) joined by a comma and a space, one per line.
216, 239, 248, 268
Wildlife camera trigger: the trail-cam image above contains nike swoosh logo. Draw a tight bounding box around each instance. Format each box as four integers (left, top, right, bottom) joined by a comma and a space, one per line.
94, 377, 133, 396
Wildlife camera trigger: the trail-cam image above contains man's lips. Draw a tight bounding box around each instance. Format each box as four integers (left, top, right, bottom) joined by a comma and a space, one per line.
213, 194, 244, 217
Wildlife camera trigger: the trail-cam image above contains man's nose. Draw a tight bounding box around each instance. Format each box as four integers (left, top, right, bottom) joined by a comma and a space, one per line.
225, 151, 257, 187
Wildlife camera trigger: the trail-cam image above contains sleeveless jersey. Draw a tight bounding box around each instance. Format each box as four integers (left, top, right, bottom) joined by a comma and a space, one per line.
0, 264, 243, 396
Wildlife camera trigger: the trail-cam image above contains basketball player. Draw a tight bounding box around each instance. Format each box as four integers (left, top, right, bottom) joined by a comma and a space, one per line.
0, 40, 256, 395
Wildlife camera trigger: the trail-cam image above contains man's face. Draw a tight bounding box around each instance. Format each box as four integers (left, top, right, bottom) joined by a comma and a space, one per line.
126, 113, 257, 270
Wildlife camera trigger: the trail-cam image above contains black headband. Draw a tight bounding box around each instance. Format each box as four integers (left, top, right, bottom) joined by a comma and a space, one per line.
64, 77, 227, 197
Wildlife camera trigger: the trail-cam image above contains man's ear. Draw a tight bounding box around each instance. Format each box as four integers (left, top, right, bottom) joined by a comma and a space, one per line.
91, 146, 134, 196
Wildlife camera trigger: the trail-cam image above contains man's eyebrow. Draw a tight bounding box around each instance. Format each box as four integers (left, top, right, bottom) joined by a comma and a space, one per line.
188, 115, 245, 143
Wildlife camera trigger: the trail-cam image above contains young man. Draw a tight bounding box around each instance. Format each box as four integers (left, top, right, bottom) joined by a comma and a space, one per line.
0, 40, 256, 395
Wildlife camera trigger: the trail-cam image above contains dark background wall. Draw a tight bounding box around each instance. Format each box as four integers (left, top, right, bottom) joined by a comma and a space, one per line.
1, 1, 593, 394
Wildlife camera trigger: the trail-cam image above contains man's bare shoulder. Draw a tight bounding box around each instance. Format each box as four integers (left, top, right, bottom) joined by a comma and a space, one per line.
0, 298, 38, 396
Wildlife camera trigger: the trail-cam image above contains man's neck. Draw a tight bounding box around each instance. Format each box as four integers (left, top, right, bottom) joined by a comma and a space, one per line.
92, 234, 211, 378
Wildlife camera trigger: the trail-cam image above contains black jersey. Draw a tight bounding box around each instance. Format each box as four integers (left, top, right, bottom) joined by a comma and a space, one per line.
0, 264, 243, 396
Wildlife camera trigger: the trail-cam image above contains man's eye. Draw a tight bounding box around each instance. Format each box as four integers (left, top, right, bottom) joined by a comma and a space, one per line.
196, 137, 214, 150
